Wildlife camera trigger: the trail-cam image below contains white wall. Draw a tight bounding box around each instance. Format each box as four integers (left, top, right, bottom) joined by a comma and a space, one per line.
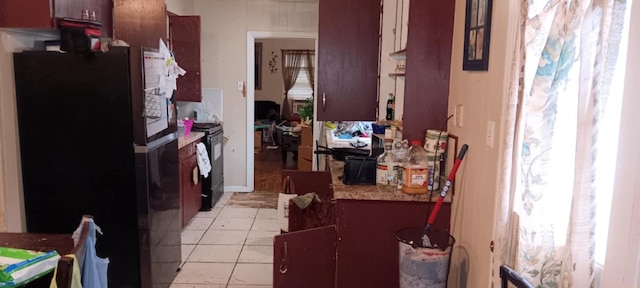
0, 29, 58, 232
195, 0, 318, 189
446, 0, 517, 286
166, 0, 195, 15
255, 38, 315, 105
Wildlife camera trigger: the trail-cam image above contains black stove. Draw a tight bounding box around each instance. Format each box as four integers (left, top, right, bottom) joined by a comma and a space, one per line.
191, 122, 223, 210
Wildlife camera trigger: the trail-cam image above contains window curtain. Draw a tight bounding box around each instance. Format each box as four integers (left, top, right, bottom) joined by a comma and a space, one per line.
281, 50, 305, 118
305, 52, 315, 97
493, 0, 628, 287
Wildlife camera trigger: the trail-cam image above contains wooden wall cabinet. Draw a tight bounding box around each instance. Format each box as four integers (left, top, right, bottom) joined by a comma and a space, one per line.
169, 15, 202, 102
179, 138, 202, 228
0, 0, 113, 37
316, 0, 381, 121
401, 0, 455, 141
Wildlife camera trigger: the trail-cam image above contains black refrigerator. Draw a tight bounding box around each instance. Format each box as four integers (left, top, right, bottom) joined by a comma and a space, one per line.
13, 48, 180, 288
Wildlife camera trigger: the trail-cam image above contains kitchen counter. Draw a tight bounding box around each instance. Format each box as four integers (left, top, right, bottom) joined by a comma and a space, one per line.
178, 132, 205, 149
328, 157, 452, 202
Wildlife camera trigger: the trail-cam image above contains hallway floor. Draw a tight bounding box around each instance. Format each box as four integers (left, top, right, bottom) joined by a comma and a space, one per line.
172, 192, 277, 287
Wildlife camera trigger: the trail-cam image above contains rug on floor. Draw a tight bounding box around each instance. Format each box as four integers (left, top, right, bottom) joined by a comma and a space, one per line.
226, 191, 278, 209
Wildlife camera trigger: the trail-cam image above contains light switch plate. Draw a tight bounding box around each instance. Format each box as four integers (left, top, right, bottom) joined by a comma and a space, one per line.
237, 81, 244, 91
455, 104, 464, 127
486, 120, 495, 147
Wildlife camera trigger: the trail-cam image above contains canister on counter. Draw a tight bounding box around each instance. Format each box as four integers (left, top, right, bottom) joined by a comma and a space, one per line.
424, 129, 448, 154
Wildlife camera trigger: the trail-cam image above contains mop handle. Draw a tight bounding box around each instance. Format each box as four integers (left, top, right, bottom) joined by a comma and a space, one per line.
427, 144, 468, 227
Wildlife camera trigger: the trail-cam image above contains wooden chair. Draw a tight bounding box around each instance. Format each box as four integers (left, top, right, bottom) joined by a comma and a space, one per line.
500, 265, 534, 288
54, 219, 91, 288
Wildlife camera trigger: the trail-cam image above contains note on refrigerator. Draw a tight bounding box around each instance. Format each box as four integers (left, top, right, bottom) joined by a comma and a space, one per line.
143, 51, 169, 137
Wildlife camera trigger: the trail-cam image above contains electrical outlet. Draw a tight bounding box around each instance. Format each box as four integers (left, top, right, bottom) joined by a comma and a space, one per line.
455, 104, 464, 127
237, 81, 244, 91
486, 120, 495, 147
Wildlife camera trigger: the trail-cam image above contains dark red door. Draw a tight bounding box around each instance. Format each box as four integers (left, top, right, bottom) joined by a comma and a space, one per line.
274, 226, 337, 288
316, 0, 380, 121
169, 15, 202, 102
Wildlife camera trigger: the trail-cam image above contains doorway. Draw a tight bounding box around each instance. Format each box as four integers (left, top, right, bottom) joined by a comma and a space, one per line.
245, 31, 317, 193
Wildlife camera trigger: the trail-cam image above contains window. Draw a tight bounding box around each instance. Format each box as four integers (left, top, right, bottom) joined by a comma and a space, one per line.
286, 55, 314, 100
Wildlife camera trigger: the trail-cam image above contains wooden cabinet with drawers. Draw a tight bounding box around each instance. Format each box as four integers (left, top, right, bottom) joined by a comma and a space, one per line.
179, 137, 202, 228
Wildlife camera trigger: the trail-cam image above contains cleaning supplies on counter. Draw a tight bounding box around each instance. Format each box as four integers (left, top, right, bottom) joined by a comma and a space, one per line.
402, 140, 430, 194
376, 142, 401, 186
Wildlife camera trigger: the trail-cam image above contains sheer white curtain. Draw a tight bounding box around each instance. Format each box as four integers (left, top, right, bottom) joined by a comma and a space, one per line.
494, 0, 628, 287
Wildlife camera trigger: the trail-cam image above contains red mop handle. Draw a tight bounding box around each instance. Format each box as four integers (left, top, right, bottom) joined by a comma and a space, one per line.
427, 144, 468, 227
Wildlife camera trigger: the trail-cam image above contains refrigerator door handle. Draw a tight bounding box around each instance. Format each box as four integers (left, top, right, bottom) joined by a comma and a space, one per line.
134, 133, 177, 153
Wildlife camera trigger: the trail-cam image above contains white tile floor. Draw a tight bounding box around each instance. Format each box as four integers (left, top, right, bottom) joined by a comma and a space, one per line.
171, 193, 278, 288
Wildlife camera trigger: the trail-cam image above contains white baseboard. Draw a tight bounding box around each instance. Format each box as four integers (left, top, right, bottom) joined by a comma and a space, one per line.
224, 186, 252, 193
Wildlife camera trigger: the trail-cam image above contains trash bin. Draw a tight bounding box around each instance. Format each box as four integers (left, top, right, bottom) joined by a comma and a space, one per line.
396, 228, 455, 288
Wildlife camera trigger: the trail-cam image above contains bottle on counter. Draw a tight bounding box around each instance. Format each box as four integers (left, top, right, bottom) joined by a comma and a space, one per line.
386, 93, 394, 121
376, 142, 399, 186
402, 140, 430, 194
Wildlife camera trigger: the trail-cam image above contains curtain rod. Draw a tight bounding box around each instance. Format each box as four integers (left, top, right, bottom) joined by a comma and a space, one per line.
281, 49, 316, 52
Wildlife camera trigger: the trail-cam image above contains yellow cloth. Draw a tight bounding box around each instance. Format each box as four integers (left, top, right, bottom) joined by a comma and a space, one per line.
49, 254, 82, 288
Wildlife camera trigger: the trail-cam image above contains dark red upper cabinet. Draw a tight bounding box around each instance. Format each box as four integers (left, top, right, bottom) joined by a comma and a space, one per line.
316, 0, 381, 121
401, 0, 455, 141
169, 16, 202, 102
0, 0, 113, 37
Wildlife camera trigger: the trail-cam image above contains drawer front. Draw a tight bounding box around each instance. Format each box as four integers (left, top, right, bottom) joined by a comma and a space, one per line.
179, 139, 201, 161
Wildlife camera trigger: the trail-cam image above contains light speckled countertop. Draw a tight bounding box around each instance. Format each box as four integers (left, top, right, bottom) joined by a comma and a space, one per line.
178, 132, 205, 149
328, 157, 452, 202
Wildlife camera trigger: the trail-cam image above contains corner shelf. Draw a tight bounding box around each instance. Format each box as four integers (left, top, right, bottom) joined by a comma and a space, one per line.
389, 49, 407, 60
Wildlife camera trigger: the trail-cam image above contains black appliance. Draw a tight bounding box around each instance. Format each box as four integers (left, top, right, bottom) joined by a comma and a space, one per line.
13, 48, 180, 288
192, 122, 224, 210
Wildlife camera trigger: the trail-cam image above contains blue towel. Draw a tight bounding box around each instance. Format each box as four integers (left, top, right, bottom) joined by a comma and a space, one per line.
73, 219, 109, 288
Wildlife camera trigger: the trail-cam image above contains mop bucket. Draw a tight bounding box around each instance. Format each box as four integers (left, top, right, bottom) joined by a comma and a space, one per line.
396, 228, 455, 288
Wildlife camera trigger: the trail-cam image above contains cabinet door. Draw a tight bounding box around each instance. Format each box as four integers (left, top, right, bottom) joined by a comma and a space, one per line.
84, 0, 113, 37
316, 0, 380, 121
281, 170, 335, 232
274, 226, 337, 288
169, 16, 202, 102
336, 200, 451, 288
0, 0, 75, 29
181, 153, 201, 227
401, 0, 455, 141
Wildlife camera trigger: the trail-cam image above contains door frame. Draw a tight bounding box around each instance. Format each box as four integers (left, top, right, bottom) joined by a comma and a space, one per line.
245, 31, 317, 192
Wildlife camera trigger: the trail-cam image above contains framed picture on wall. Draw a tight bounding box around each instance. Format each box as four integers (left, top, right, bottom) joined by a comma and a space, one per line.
292, 100, 306, 114
255, 42, 262, 90
463, 0, 493, 71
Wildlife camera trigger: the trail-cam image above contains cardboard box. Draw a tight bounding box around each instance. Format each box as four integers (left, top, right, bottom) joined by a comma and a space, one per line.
301, 126, 313, 146
254, 131, 261, 151
298, 145, 313, 171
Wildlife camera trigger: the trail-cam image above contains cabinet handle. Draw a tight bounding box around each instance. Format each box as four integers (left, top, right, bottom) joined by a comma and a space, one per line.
322, 92, 326, 110
279, 242, 288, 274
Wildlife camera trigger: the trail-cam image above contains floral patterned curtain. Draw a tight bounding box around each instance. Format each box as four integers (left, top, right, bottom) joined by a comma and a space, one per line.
494, 0, 628, 287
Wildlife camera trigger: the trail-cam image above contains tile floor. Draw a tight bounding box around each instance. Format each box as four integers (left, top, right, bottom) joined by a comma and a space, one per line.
171, 193, 278, 288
